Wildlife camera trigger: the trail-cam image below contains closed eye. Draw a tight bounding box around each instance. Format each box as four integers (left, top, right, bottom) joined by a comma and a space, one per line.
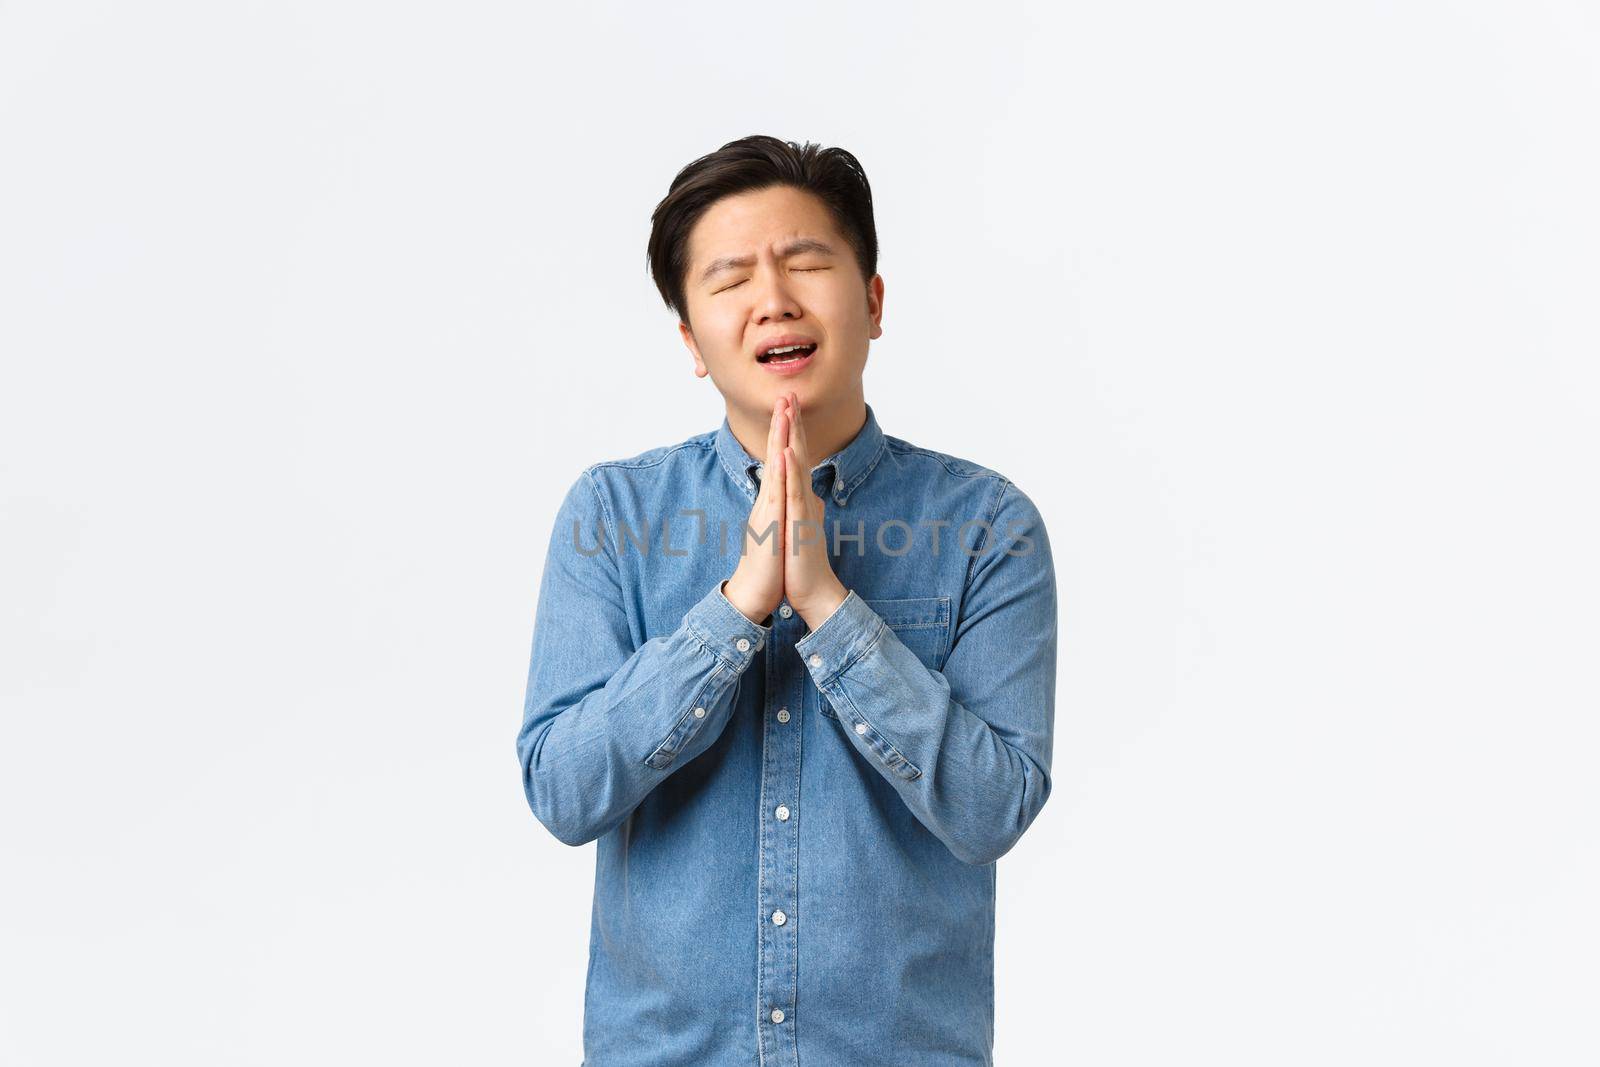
714, 267, 828, 295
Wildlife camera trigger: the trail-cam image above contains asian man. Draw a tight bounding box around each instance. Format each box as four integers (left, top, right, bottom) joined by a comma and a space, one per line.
517, 134, 1057, 1067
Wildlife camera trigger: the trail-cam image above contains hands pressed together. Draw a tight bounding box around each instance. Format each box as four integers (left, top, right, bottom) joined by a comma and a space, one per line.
723, 391, 849, 632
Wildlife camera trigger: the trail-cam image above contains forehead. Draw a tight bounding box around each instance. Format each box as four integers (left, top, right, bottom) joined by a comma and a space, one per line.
686, 185, 842, 265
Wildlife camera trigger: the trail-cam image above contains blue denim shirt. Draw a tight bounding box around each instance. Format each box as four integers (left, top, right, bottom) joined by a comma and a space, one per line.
517, 402, 1057, 1066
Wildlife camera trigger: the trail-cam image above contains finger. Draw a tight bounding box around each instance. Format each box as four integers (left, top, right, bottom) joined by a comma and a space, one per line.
768, 399, 780, 505
774, 439, 787, 554
799, 443, 817, 521
775, 404, 791, 499
786, 402, 814, 510
762, 398, 785, 505
785, 444, 805, 529
788, 391, 809, 469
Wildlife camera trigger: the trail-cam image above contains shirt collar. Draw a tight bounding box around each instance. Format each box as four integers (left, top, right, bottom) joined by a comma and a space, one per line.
713, 401, 887, 506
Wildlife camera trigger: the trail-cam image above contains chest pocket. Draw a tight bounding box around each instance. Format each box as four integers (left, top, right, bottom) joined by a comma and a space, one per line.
818, 595, 951, 720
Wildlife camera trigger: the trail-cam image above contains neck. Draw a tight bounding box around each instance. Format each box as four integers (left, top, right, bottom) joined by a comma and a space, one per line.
729, 390, 867, 471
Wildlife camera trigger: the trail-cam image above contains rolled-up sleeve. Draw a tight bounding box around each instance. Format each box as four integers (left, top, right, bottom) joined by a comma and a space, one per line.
795, 479, 1057, 866
516, 470, 772, 847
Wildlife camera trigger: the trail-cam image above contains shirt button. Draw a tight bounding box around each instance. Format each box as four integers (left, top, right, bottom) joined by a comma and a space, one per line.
855, 722, 868, 735
775, 805, 789, 820
770, 1008, 785, 1024
778, 604, 793, 619
736, 638, 750, 652
776, 708, 790, 723
771, 909, 786, 926
693, 706, 706, 719
808, 653, 822, 668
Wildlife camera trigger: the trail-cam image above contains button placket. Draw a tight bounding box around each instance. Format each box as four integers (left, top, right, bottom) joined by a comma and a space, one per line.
757, 610, 801, 1063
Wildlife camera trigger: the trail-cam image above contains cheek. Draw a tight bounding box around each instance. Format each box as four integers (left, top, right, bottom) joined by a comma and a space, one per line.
819, 286, 870, 330
690, 314, 746, 366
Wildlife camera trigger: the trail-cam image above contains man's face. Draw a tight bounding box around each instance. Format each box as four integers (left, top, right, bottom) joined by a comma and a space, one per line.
679, 184, 883, 420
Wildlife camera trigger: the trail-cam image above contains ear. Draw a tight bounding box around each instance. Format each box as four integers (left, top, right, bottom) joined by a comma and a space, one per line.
679, 320, 710, 378
866, 275, 885, 340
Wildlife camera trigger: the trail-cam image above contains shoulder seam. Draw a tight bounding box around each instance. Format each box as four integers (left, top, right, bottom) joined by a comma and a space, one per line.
577, 467, 619, 568
883, 438, 1004, 482
586, 435, 714, 473
960, 474, 1013, 609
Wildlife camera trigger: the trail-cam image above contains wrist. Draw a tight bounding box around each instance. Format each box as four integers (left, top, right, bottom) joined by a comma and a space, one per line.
722, 578, 772, 626
797, 582, 849, 631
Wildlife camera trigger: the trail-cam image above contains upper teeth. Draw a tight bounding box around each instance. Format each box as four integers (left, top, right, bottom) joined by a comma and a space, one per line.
766, 344, 809, 356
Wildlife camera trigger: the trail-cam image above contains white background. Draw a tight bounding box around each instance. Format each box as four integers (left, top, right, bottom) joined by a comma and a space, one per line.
3, 2, 1596, 1064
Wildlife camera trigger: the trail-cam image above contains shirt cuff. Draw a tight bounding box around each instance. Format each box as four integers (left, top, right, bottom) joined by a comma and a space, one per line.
684, 579, 774, 673
794, 589, 885, 685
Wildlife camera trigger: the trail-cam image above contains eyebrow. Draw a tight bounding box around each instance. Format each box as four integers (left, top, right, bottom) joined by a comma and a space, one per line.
698, 238, 838, 285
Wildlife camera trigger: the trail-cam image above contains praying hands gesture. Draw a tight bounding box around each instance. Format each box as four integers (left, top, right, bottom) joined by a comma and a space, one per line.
723, 392, 849, 632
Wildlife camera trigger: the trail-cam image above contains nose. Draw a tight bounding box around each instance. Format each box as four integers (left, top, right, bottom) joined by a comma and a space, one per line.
752, 265, 802, 324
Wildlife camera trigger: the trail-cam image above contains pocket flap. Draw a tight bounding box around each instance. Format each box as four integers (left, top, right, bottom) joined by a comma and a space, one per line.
863, 595, 950, 631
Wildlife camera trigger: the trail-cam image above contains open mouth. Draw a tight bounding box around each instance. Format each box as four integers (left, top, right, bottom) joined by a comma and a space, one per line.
756, 343, 818, 365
